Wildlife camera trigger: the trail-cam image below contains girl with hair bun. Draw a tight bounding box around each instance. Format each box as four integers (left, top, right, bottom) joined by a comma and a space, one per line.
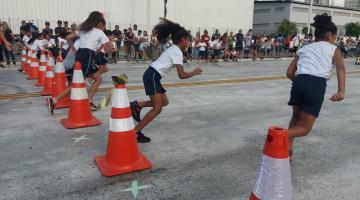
286, 13, 346, 160
130, 19, 203, 143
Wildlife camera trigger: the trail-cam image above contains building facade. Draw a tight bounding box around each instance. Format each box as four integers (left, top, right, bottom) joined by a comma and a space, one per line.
345, 0, 360, 10
254, 0, 360, 35
304, 0, 332, 6
0, 0, 253, 34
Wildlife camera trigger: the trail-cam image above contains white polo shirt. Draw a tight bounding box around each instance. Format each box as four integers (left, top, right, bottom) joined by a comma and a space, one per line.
151, 45, 183, 77
77, 28, 109, 52
296, 41, 337, 80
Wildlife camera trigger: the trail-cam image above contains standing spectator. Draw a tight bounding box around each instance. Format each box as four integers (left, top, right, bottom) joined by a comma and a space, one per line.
42, 21, 53, 35
28, 20, 39, 33
64, 21, 70, 33
194, 31, 201, 59
150, 31, 158, 60
186, 30, 193, 61
213, 35, 222, 62
139, 31, 149, 60
292, 32, 301, 57
125, 27, 135, 61
1, 22, 16, 65
275, 34, 284, 58
284, 34, 292, 56
70, 23, 77, 33
134, 30, 142, 61
112, 25, 122, 62
201, 30, 210, 61
265, 36, 273, 58
244, 29, 252, 59
211, 29, 220, 40
54, 20, 64, 36
235, 29, 244, 59
260, 35, 266, 60
227, 32, 234, 50
198, 39, 206, 60
20, 20, 27, 38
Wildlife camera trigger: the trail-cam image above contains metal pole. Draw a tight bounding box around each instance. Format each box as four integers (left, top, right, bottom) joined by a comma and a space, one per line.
307, 0, 314, 34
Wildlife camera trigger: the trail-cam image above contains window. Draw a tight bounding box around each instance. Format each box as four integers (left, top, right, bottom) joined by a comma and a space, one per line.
275, 7, 285, 12
293, 7, 309, 12
254, 8, 271, 14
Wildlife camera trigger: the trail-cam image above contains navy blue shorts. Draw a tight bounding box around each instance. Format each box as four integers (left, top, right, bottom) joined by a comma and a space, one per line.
288, 74, 327, 118
95, 52, 106, 66
143, 67, 166, 96
75, 48, 99, 77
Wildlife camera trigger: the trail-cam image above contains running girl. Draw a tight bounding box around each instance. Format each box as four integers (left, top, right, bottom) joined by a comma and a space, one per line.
130, 19, 203, 143
47, 11, 114, 113
286, 14, 346, 160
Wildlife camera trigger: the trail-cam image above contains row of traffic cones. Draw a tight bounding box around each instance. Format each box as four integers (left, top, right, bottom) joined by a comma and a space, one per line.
20, 48, 291, 197
20, 48, 152, 177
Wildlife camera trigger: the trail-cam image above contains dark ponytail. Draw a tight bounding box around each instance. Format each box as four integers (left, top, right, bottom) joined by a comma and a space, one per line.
152, 18, 190, 44
28, 32, 42, 45
311, 13, 337, 40
79, 11, 106, 32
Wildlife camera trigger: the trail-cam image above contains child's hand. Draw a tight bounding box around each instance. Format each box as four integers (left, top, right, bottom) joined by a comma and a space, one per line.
192, 68, 203, 76
330, 91, 345, 102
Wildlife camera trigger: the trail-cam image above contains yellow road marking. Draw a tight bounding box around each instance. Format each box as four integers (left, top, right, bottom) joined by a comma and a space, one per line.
1, 70, 360, 100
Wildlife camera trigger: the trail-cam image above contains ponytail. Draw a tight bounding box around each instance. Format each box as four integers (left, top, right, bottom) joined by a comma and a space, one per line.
311, 13, 337, 39
28, 32, 41, 45
79, 11, 106, 32
152, 18, 190, 44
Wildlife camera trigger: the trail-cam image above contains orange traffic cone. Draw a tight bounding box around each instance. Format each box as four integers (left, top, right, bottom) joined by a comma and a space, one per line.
52, 56, 70, 109
60, 61, 101, 129
249, 126, 292, 200
94, 83, 152, 176
35, 51, 47, 86
27, 51, 39, 80
41, 52, 55, 96
24, 50, 32, 75
20, 47, 27, 71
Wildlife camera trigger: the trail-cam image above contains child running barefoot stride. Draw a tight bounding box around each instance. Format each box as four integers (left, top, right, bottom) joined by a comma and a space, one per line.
286, 14, 346, 160
130, 19, 203, 143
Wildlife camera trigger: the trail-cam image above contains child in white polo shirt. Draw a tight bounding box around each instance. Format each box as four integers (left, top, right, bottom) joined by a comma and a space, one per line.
130, 19, 203, 143
286, 14, 346, 160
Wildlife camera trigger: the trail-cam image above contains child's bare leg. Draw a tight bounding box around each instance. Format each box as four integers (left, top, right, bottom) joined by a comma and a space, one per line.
288, 111, 316, 149
54, 86, 71, 102
288, 106, 301, 150
87, 71, 103, 102
135, 94, 168, 132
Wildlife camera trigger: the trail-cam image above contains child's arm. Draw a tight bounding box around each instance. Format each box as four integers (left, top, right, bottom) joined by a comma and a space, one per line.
330, 48, 346, 102
66, 32, 77, 52
286, 57, 298, 81
176, 65, 202, 79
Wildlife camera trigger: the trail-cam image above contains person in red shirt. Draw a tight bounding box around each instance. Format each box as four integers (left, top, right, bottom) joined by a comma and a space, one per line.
201, 30, 210, 61
0, 27, 12, 68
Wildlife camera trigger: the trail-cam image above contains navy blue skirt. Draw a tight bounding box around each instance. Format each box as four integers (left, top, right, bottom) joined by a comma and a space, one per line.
75, 48, 99, 77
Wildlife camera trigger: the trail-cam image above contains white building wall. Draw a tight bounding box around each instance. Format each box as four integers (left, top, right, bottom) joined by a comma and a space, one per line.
0, 0, 254, 34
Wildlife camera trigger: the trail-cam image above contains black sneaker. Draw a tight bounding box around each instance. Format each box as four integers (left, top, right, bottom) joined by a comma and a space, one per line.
130, 101, 141, 122
0, 64, 6, 68
90, 102, 98, 111
137, 132, 151, 143
47, 98, 55, 115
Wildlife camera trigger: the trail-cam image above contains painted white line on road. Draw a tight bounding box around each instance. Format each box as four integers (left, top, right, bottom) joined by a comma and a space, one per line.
120, 180, 151, 198
72, 135, 92, 143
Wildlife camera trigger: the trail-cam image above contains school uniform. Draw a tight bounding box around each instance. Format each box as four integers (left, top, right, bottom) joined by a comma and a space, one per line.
58, 37, 69, 58
288, 41, 337, 117
143, 45, 183, 95
75, 28, 109, 77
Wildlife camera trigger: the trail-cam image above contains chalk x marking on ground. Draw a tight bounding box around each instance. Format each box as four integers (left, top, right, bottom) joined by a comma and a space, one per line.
2, 70, 360, 100
120, 180, 151, 198
72, 135, 92, 143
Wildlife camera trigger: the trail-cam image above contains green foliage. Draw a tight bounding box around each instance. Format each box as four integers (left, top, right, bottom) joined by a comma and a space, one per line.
301, 27, 313, 35
345, 22, 360, 37
277, 20, 298, 36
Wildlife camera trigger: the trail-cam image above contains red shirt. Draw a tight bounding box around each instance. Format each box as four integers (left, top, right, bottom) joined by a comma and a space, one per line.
201, 35, 210, 47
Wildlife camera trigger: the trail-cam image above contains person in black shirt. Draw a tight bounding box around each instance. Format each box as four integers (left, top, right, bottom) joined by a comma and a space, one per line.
54, 20, 64, 36
42, 21, 53, 36
235, 29, 244, 58
1, 22, 15, 65
19, 20, 27, 38
112, 25, 122, 62
64, 21, 70, 33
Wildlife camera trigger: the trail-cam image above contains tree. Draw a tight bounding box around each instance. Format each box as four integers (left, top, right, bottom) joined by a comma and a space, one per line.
301, 27, 313, 35
345, 22, 360, 37
277, 20, 298, 36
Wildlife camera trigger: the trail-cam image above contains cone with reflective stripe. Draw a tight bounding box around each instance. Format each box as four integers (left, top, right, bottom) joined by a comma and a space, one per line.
41, 52, 55, 96
60, 61, 101, 129
249, 127, 292, 200
35, 51, 47, 86
27, 50, 39, 80
24, 50, 32, 75
52, 56, 70, 108
20, 47, 27, 71
94, 84, 152, 176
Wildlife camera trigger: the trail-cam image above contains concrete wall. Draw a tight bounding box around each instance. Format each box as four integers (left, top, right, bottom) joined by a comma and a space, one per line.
254, 1, 360, 35
0, 0, 254, 34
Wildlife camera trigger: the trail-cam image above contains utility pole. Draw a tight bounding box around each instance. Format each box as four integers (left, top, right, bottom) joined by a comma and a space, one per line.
307, 0, 314, 34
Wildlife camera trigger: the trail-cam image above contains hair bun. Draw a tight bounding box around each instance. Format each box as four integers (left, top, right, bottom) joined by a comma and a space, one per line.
311, 13, 332, 27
